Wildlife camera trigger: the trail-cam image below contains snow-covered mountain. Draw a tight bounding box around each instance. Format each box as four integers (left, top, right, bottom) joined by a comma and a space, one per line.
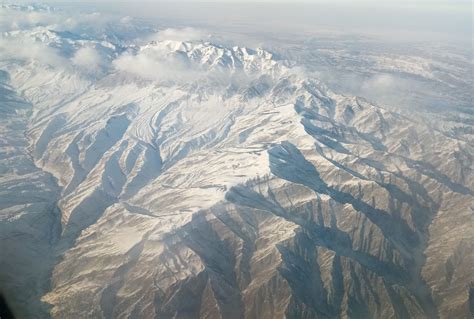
0, 4, 472, 319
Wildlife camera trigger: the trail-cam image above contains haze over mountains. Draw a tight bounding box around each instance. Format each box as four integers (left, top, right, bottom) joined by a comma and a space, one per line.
0, 3, 472, 319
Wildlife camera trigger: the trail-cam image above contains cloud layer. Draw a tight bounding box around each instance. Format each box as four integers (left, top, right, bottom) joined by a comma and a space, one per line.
152, 27, 210, 42
0, 36, 68, 67
72, 47, 104, 71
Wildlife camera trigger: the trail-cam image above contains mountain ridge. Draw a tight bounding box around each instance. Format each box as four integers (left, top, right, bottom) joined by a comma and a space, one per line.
0, 5, 472, 318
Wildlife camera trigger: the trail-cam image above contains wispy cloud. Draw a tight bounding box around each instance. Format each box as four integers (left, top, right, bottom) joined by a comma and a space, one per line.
151, 27, 210, 42
0, 36, 68, 68
112, 49, 200, 83
0, 5, 59, 32
72, 47, 105, 72
361, 73, 396, 93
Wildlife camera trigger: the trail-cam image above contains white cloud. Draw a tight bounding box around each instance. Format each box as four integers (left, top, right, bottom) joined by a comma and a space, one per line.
120, 16, 133, 24
0, 6, 59, 32
151, 27, 210, 42
0, 36, 68, 68
0, 5, 119, 36
0, 5, 127, 74
113, 49, 201, 83
112, 45, 261, 87
361, 73, 395, 92
72, 47, 103, 71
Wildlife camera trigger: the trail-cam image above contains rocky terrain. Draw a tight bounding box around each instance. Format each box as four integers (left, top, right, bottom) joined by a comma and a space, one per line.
0, 4, 472, 319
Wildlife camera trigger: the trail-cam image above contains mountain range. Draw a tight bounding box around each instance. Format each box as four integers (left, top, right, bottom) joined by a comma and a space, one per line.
0, 4, 472, 319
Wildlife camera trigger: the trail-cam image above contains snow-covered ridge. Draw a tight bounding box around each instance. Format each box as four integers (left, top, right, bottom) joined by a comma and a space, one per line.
1, 19, 287, 84
112, 39, 288, 84
0, 4, 472, 319
1, 3, 283, 76
142, 39, 281, 71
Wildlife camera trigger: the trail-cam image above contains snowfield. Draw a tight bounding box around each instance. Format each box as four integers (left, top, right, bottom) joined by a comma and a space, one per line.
0, 4, 472, 319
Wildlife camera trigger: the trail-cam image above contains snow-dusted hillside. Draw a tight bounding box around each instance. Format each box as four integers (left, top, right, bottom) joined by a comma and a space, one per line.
0, 4, 472, 319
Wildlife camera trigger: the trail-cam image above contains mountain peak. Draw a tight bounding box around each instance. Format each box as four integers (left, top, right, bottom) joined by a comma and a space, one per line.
140, 39, 283, 75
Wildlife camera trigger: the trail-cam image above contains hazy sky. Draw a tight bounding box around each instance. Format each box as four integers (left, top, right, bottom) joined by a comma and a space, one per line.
9, 0, 469, 44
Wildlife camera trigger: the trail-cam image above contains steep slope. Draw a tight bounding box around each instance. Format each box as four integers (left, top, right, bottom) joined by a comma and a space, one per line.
0, 74, 61, 318
0, 6, 472, 319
